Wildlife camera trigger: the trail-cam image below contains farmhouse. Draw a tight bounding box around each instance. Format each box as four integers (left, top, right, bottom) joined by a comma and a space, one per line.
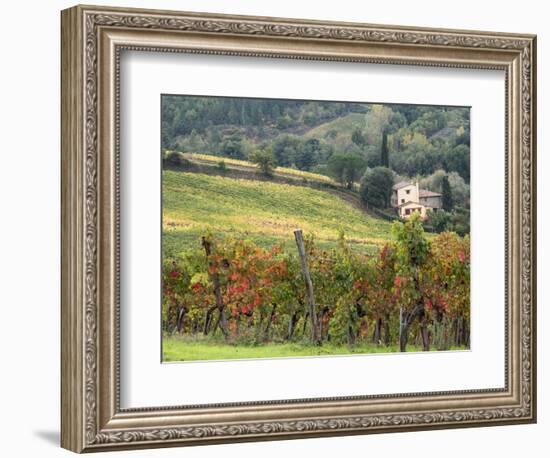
391, 181, 442, 219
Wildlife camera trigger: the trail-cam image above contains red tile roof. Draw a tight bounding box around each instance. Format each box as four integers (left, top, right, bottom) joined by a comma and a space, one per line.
419, 189, 442, 197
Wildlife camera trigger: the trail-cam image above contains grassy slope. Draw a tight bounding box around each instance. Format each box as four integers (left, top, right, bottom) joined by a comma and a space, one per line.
304, 113, 366, 145
163, 170, 393, 258
182, 152, 338, 185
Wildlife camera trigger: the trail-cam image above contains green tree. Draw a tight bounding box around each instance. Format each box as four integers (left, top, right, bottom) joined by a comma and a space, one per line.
351, 128, 366, 147
327, 152, 366, 189
220, 135, 244, 159
295, 138, 319, 170
276, 114, 293, 129
444, 144, 470, 182
380, 130, 390, 168
441, 175, 454, 211
450, 208, 470, 236
272, 135, 300, 167
227, 104, 239, 124
363, 105, 394, 145
425, 209, 451, 233
419, 170, 469, 206
359, 167, 394, 208
249, 147, 277, 176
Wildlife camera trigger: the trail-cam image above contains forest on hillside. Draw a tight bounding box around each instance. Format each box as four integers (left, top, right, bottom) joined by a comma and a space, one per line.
161, 95, 470, 183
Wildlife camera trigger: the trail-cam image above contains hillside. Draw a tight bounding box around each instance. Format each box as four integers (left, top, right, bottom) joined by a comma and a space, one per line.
304, 112, 365, 142
162, 95, 471, 184
179, 152, 338, 185
162, 170, 394, 258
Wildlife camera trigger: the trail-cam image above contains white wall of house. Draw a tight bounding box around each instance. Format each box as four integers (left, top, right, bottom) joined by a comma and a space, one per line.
395, 183, 419, 206
399, 201, 427, 219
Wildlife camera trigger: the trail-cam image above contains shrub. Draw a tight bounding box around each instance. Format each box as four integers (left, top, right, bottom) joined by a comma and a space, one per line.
165, 151, 191, 168
249, 148, 277, 176
217, 160, 227, 174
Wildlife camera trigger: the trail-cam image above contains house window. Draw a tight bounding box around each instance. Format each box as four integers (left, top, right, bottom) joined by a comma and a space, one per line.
405, 209, 411, 215
401, 199, 405, 204
406, 189, 410, 194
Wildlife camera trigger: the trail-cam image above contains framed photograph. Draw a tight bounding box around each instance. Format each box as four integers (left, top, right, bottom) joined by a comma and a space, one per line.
61, 4, 537, 453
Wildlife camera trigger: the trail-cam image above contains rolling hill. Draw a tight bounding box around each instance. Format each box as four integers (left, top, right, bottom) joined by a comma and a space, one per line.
162, 170, 394, 259
179, 152, 338, 185
304, 112, 366, 141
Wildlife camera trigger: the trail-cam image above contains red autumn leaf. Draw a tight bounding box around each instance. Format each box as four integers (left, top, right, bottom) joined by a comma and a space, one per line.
170, 270, 179, 279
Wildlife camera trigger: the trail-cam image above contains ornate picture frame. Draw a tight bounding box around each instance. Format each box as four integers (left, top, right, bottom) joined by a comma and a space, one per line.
61, 4, 536, 453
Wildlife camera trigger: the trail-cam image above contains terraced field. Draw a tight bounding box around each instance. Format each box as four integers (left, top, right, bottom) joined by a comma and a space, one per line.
162, 170, 394, 258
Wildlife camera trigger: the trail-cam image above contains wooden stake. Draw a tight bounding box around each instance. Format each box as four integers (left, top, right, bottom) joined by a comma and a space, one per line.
201, 236, 228, 338
294, 230, 320, 345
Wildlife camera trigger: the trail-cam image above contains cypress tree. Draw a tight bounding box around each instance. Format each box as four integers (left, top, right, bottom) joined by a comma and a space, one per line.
441, 175, 453, 211
380, 130, 390, 168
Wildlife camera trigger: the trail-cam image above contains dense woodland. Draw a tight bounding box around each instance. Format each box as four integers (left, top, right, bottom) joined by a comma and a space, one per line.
161, 96, 470, 181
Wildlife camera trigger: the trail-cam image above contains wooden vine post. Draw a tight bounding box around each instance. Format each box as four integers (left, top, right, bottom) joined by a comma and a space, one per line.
201, 236, 228, 338
294, 229, 321, 345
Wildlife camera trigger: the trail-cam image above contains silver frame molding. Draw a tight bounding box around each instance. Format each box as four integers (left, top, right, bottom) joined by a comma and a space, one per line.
61, 4, 537, 453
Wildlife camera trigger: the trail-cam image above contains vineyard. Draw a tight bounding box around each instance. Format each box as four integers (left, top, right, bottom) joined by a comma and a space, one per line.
163, 170, 393, 258
163, 186, 470, 360
180, 152, 338, 185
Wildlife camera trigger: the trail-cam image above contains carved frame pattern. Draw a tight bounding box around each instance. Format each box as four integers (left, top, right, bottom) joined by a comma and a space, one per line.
61, 5, 536, 453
